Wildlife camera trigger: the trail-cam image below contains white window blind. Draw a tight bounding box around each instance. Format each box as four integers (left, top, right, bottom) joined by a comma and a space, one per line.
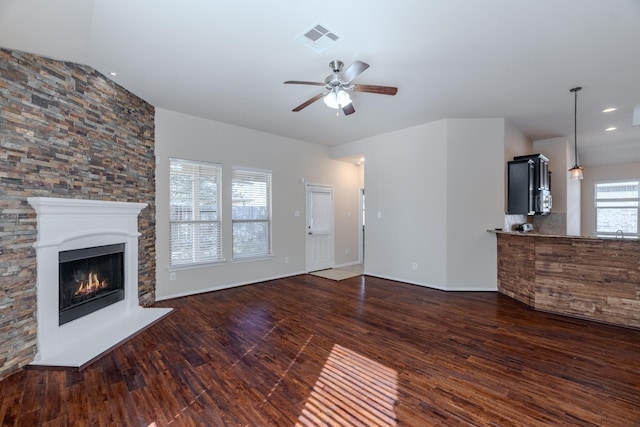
310, 189, 332, 235
232, 167, 272, 259
595, 180, 639, 238
169, 158, 223, 267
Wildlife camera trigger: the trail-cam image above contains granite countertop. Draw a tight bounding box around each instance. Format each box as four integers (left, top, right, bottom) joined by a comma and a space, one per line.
487, 229, 639, 241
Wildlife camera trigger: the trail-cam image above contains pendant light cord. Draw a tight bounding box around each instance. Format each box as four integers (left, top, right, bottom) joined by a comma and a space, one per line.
570, 86, 582, 167
574, 88, 578, 165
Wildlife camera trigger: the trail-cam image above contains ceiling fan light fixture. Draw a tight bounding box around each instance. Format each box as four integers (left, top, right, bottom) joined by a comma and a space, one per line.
323, 89, 351, 109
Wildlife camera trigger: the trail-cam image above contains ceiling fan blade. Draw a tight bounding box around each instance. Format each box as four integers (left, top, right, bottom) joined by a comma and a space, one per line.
284, 80, 324, 86
343, 103, 355, 116
292, 93, 325, 112
342, 60, 369, 83
352, 84, 398, 96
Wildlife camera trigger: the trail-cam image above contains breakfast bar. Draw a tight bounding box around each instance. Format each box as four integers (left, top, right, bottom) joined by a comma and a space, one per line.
495, 231, 640, 329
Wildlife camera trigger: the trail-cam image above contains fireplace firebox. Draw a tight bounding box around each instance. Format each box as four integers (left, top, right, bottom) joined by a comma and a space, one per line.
59, 243, 125, 325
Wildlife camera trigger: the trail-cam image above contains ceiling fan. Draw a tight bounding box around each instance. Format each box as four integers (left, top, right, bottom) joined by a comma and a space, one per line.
284, 60, 398, 116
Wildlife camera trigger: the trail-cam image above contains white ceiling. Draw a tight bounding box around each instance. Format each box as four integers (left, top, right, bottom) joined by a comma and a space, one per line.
1, 0, 640, 166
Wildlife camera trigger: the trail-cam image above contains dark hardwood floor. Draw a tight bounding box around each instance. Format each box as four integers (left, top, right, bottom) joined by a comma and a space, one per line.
2, 274, 640, 426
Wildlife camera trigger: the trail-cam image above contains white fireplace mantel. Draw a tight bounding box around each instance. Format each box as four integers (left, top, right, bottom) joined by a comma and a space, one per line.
27, 197, 172, 368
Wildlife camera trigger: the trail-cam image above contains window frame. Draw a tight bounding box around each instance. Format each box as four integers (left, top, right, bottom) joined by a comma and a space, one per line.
231, 166, 273, 261
594, 179, 639, 239
169, 157, 224, 270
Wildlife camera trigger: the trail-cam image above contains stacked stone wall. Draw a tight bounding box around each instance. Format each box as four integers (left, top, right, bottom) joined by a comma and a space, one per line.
0, 49, 156, 380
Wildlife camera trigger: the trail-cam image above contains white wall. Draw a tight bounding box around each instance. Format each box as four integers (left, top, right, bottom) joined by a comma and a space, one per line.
580, 161, 640, 236
362, 121, 449, 288
581, 141, 640, 167
504, 121, 532, 166
331, 118, 505, 291
357, 163, 365, 189
154, 108, 360, 300
446, 119, 505, 290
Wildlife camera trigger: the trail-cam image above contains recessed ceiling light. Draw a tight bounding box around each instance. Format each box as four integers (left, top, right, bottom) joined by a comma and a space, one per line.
602, 107, 617, 113
109, 71, 118, 76
605, 127, 617, 131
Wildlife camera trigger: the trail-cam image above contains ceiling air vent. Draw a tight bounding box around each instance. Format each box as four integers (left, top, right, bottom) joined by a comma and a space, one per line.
295, 23, 342, 53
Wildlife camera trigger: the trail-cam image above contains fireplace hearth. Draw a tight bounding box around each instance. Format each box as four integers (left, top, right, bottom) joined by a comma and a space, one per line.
59, 243, 125, 325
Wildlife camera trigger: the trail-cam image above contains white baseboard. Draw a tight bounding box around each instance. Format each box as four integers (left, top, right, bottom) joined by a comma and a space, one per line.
333, 261, 362, 269
155, 271, 307, 301
361, 272, 497, 292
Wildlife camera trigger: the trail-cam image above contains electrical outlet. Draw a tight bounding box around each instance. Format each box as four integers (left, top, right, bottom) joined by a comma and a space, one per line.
412, 262, 418, 271
285, 257, 289, 264
170, 272, 176, 280
345, 248, 349, 255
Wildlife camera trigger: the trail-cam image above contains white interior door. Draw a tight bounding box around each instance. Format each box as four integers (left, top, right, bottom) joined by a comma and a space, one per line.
306, 184, 334, 272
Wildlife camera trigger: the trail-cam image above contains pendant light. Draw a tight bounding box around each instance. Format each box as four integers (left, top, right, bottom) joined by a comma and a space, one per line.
568, 86, 584, 180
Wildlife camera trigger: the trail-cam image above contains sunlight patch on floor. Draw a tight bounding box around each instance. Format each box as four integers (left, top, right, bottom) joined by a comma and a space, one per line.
296, 344, 398, 426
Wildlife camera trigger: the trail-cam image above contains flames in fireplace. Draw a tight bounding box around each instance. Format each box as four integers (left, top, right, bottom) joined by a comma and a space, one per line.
74, 272, 109, 298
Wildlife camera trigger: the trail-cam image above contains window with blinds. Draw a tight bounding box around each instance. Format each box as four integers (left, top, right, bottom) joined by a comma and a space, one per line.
169, 158, 223, 267
232, 167, 272, 259
595, 180, 639, 238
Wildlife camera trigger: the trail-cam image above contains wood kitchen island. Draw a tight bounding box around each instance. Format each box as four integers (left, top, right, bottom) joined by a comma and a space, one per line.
495, 231, 640, 329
